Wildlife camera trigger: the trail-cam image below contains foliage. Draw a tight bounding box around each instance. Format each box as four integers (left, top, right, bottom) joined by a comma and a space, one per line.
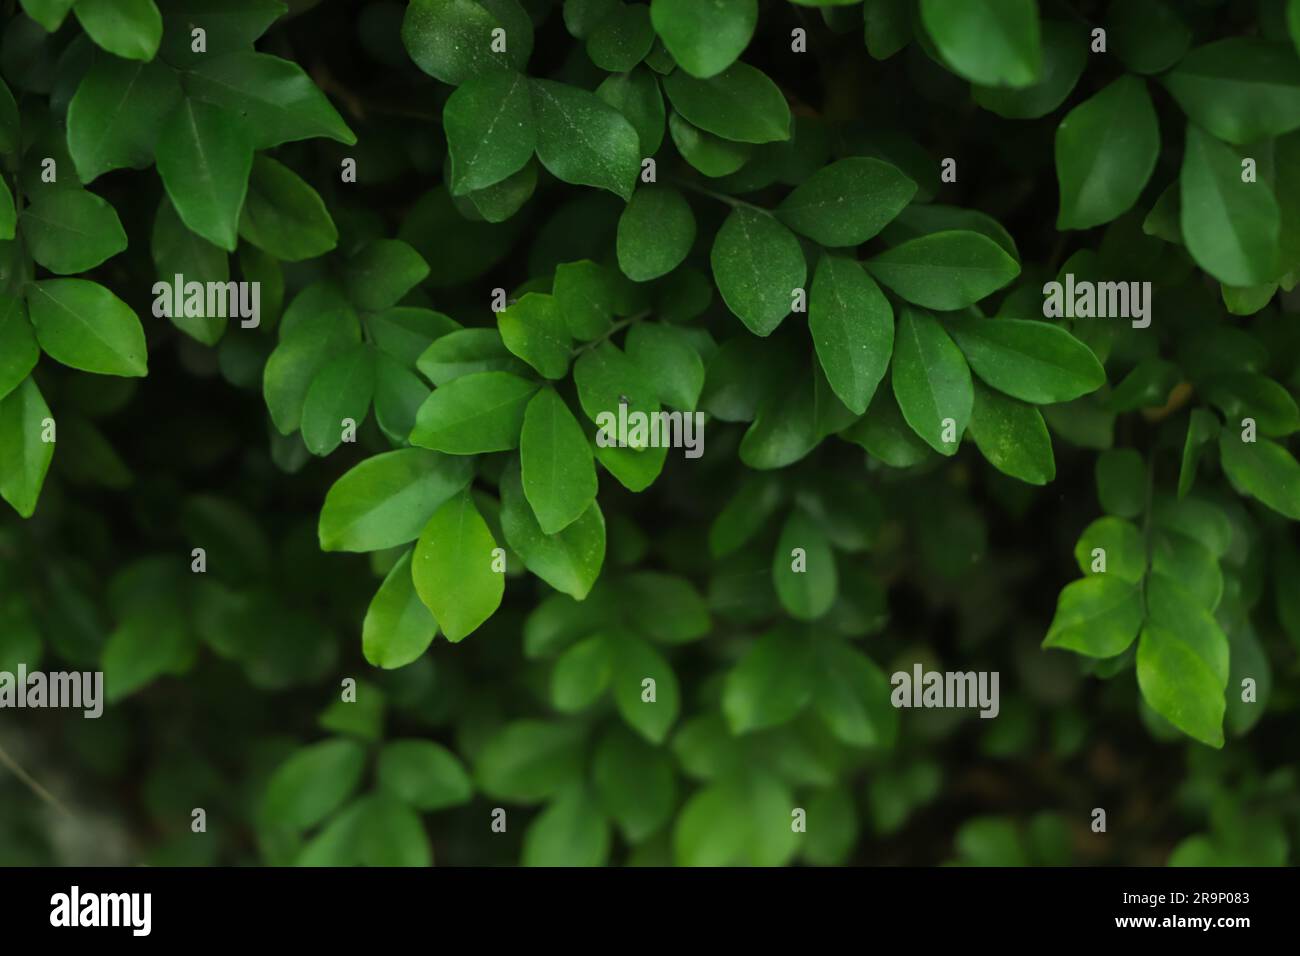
2, 0, 1299, 867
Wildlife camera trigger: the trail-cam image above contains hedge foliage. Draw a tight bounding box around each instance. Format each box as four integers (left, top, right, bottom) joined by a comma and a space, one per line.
1, 0, 1299, 867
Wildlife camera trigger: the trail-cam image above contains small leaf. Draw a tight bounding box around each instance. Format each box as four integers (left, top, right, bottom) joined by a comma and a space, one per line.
301, 345, 375, 457
968, 382, 1055, 485
412, 489, 504, 641
376, 739, 472, 810
261, 739, 367, 832
866, 230, 1020, 310
662, 62, 791, 144
617, 185, 696, 282
522, 788, 611, 866
1219, 431, 1300, 520
362, 551, 438, 669
66, 56, 181, 182
27, 280, 147, 377
722, 628, 813, 733
710, 207, 806, 336
773, 508, 837, 620
156, 99, 253, 251
1096, 448, 1146, 518
531, 79, 640, 200
500, 460, 605, 600
21, 188, 127, 274
1074, 516, 1145, 583
75, 0, 162, 61
0, 377, 55, 519
401, 0, 533, 85
1042, 576, 1143, 658
1055, 76, 1159, 230
890, 307, 973, 456
318, 448, 473, 552
650, 0, 756, 78
238, 155, 338, 261
343, 239, 429, 312
498, 292, 571, 379
520, 388, 598, 534
919, 0, 1041, 88
409, 371, 539, 453
945, 316, 1104, 404
1162, 39, 1300, 145
444, 71, 536, 195
776, 157, 915, 247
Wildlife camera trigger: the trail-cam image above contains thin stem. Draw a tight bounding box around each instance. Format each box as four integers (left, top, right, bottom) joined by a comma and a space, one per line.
668, 176, 770, 215
571, 310, 650, 357
1139, 451, 1157, 616
0, 740, 72, 819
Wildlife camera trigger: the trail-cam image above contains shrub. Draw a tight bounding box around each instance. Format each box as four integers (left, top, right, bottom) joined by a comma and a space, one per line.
1, 0, 1298, 867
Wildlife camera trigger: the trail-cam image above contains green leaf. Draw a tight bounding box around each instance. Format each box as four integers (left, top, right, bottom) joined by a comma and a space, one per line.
501, 460, 605, 598
319, 448, 473, 552
417, 328, 527, 385
498, 292, 571, 379
158, 0, 287, 66
263, 287, 360, 433
662, 62, 791, 144
1096, 448, 1146, 518
412, 489, 504, 641
945, 316, 1105, 404
773, 508, 837, 620
410, 371, 539, 454
596, 66, 665, 156
261, 739, 367, 832
1219, 431, 1300, 520
1138, 574, 1229, 747
973, 20, 1086, 119
968, 382, 1055, 485
520, 388, 598, 534
522, 788, 611, 866
0, 297, 38, 403
890, 307, 973, 455
20, 0, 75, 32
1203, 373, 1300, 437
444, 71, 536, 195
402, 0, 533, 85
1162, 39, 1300, 145
649, 0, 756, 79
238, 156, 338, 261
342, 239, 429, 312
376, 740, 472, 810
1110, 0, 1190, 75
20, 188, 127, 274
530, 79, 640, 200
156, 99, 253, 251
301, 345, 375, 456
919, 0, 1041, 88
776, 157, 916, 247
587, 2, 654, 72
1178, 407, 1219, 497
668, 112, 751, 176
186, 52, 356, 149
1042, 576, 1143, 657
1055, 76, 1159, 230
811, 639, 898, 749
476, 719, 586, 803
547, 260, 612, 342
866, 230, 1020, 310
0, 378, 54, 519
27, 279, 147, 377
550, 633, 613, 712
619, 571, 710, 643
74, 0, 162, 61
66, 56, 181, 182
617, 184, 696, 282
0, 179, 12, 241
1180, 124, 1282, 287
723, 628, 813, 733
593, 726, 676, 842
807, 255, 892, 415
1074, 516, 1145, 583
1151, 529, 1222, 611
625, 322, 704, 411
710, 207, 806, 336
611, 632, 680, 743
151, 198, 229, 345
362, 551, 438, 669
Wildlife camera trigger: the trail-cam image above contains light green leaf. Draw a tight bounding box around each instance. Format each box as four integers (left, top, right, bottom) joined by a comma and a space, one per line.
412, 489, 504, 641
1042, 576, 1143, 657
376, 739, 472, 810
362, 550, 439, 669
520, 388, 598, 534
1219, 431, 1300, 520
773, 508, 837, 620
0, 377, 54, 519
75, 0, 162, 61
319, 448, 473, 552
498, 292, 571, 379
409, 371, 539, 453
522, 788, 611, 866
0, 297, 38, 403
811, 638, 898, 749
27, 279, 147, 377
550, 633, 614, 712
261, 739, 366, 832
21, 188, 127, 274
611, 632, 680, 743
1073, 516, 1145, 583
475, 719, 586, 803
722, 628, 813, 733
625, 322, 704, 411
973, 20, 1086, 119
